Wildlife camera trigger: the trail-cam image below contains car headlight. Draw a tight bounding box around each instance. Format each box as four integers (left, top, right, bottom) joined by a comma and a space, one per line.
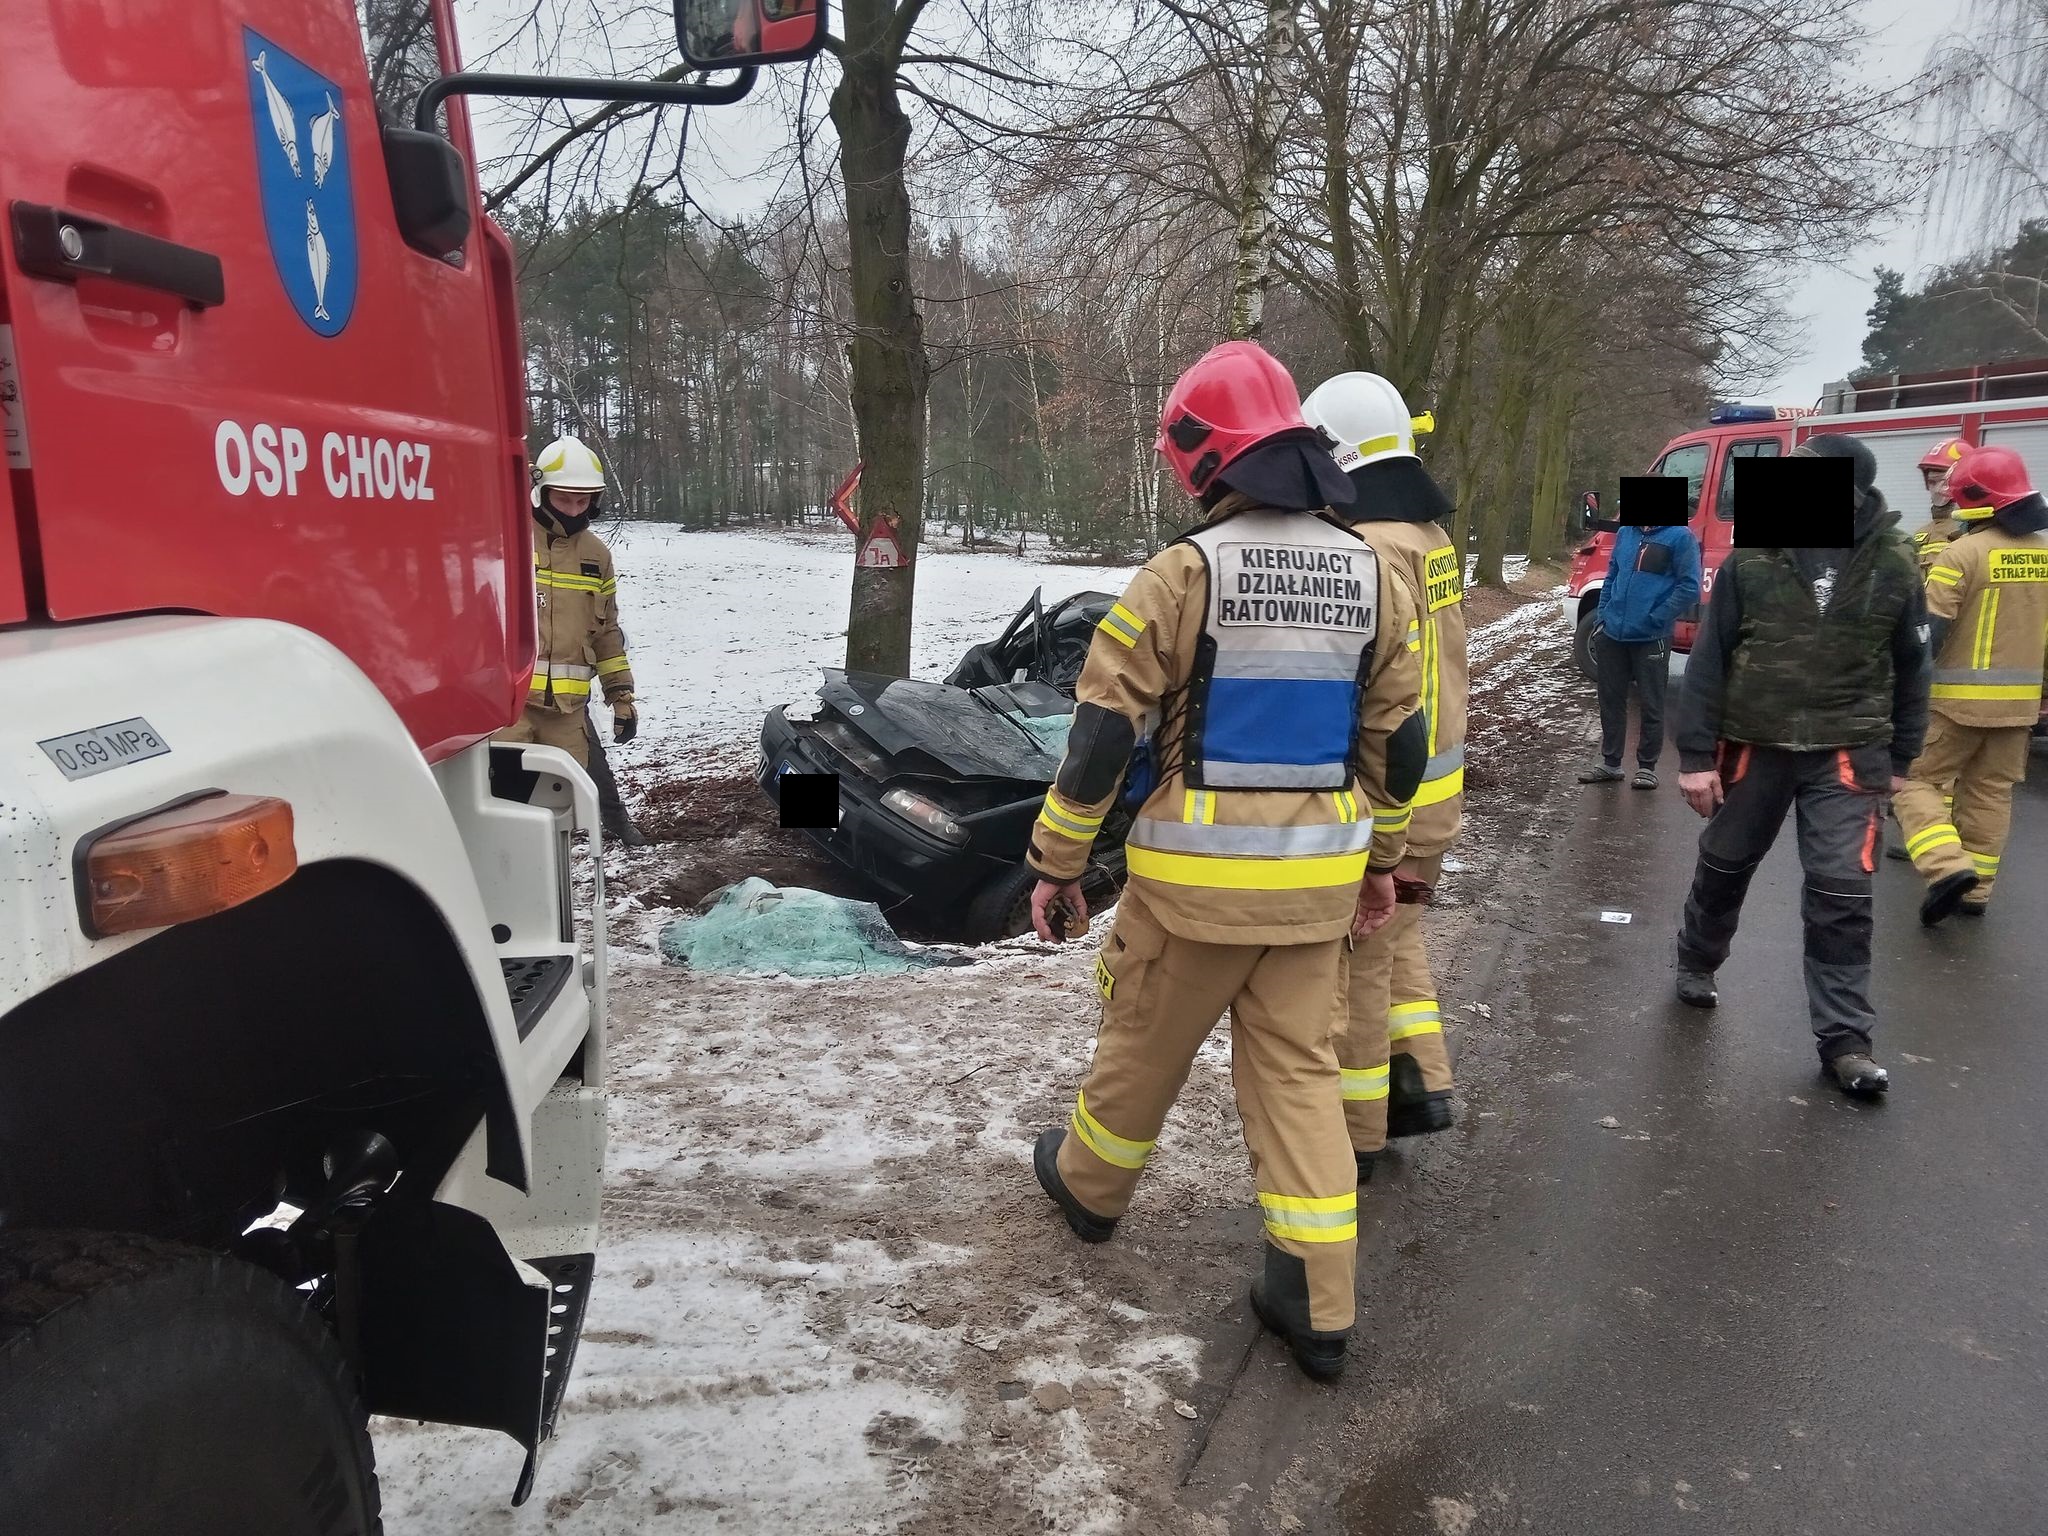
813, 719, 889, 779
882, 788, 968, 845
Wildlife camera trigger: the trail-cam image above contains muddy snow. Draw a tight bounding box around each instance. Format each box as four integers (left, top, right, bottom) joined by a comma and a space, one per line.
371, 527, 1581, 1533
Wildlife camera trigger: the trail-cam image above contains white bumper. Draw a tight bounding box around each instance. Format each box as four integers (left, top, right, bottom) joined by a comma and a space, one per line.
0, 614, 595, 1178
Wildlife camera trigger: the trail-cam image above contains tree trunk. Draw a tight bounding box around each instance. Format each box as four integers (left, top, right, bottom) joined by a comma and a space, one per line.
1526, 382, 1577, 566
831, 0, 928, 676
1227, 0, 1300, 340
1474, 351, 1535, 588
1437, 309, 1479, 571
1022, 297, 1051, 555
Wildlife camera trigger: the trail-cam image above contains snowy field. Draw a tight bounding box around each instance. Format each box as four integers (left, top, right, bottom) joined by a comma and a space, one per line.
371, 524, 1578, 1534
597, 522, 1136, 775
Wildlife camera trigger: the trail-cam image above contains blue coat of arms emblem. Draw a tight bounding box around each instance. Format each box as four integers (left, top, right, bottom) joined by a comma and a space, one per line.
245, 29, 357, 336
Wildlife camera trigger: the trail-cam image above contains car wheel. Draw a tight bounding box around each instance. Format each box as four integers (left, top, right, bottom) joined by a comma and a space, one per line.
964, 861, 1125, 943
0, 1230, 382, 1535
1572, 611, 1601, 682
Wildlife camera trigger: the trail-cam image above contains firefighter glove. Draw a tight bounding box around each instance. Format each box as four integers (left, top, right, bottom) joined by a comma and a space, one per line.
611, 696, 638, 745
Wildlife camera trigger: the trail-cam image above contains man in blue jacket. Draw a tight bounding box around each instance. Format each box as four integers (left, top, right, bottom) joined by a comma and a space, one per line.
1579, 516, 1702, 789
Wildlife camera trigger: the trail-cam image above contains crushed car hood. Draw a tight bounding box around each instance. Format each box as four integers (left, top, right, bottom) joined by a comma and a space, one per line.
818, 670, 1072, 780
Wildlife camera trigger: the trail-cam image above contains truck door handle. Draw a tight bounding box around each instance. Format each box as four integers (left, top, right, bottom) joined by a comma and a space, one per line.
10, 201, 225, 309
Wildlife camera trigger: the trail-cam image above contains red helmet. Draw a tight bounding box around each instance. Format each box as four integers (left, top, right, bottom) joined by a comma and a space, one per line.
1947, 444, 2035, 511
1155, 341, 1311, 497
1917, 437, 1968, 473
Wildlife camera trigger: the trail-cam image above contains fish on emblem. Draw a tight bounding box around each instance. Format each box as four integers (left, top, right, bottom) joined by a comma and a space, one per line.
305, 201, 332, 321
251, 50, 300, 177
310, 92, 340, 188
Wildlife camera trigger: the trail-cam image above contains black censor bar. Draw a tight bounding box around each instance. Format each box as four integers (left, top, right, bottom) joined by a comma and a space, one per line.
1733, 456, 1853, 549
1618, 475, 1688, 527
779, 771, 840, 829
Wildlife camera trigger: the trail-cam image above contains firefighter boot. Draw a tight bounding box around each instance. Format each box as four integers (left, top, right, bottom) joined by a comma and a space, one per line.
1385, 1055, 1454, 1138
1825, 1052, 1890, 1100
1355, 1151, 1377, 1184
1675, 968, 1718, 1009
1034, 1128, 1117, 1243
1249, 1246, 1347, 1382
1919, 870, 1979, 928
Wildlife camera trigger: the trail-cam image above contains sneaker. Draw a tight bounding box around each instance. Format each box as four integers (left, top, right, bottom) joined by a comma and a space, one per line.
1578, 763, 1624, 784
1033, 1128, 1117, 1243
1825, 1052, 1890, 1098
1632, 767, 1659, 790
1675, 968, 1718, 1009
1249, 1250, 1348, 1382
1919, 870, 1979, 927
1354, 1150, 1378, 1184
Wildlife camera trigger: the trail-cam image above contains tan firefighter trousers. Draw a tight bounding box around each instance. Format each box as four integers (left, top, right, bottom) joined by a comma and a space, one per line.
494, 702, 592, 768
1339, 852, 1452, 1154
1054, 887, 1360, 1334
1896, 716, 2034, 904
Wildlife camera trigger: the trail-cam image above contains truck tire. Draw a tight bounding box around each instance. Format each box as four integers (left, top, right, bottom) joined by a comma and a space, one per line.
1573, 610, 1601, 683
0, 1230, 382, 1536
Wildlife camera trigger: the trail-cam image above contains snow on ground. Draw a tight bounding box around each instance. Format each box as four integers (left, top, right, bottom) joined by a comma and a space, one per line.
375, 918, 1230, 1535
373, 528, 1585, 1533
599, 522, 1135, 775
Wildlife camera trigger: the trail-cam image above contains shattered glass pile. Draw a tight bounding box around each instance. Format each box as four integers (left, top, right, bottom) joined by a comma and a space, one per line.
659, 877, 976, 978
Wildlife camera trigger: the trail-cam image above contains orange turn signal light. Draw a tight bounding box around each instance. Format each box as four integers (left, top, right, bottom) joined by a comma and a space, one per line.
80, 794, 298, 937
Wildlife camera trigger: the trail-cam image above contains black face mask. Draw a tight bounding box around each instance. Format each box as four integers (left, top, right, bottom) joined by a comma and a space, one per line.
534, 496, 596, 537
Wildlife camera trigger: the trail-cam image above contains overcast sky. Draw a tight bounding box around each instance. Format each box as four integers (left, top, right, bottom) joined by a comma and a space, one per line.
1752, 0, 1971, 404
463, 0, 1989, 406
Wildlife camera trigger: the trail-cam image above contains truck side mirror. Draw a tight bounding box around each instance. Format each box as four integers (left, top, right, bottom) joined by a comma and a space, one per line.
676, 0, 830, 68
381, 126, 472, 260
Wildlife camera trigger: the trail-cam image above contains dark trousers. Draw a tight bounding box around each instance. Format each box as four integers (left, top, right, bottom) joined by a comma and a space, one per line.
1595, 631, 1669, 768
1675, 743, 1887, 1060
581, 713, 642, 843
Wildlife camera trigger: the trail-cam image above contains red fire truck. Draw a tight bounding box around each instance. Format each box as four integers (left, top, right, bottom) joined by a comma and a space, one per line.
1562, 364, 2048, 678
0, 1, 822, 1526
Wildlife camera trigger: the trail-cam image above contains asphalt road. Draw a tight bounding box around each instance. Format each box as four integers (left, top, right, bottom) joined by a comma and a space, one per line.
1331, 739, 2048, 1536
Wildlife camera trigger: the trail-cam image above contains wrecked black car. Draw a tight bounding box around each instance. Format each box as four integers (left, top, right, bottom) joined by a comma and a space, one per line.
758, 589, 1132, 940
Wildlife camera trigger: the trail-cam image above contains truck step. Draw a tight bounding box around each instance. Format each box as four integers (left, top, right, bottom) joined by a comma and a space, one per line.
499, 956, 574, 1042
511, 1250, 596, 1506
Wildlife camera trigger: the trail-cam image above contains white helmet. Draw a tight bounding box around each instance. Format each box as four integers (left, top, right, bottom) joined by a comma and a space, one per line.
1301, 372, 1437, 472
531, 434, 607, 507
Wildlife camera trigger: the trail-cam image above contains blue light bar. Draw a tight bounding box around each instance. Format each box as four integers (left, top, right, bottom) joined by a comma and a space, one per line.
1709, 403, 1816, 424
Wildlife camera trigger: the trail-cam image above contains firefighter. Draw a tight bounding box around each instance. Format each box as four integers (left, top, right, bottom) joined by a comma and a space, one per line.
495, 435, 640, 774
1912, 437, 1970, 570
1886, 436, 1972, 862
1301, 372, 1465, 1178
1894, 443, 2048, 923
1026, 341, 1427, 1382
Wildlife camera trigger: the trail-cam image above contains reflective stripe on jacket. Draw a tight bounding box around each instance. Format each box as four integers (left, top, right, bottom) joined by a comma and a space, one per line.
1353, 518, 1467, 855
1911, 515, 1963, 571
532, 523, 634, 713
1924, 527, 2048, 726
1026, 493, 1424, 946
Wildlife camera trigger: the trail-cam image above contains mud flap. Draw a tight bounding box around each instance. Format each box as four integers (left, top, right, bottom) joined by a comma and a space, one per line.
356, 1200, 594, 1504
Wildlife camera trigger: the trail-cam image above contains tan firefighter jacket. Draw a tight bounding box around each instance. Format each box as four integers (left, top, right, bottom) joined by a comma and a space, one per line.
1352, 517, 1466, 857
1028, 494, 1424, 946
1911, 513, 1966, 571
1924, 524, 2048, 727
531, 523, 634, 713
